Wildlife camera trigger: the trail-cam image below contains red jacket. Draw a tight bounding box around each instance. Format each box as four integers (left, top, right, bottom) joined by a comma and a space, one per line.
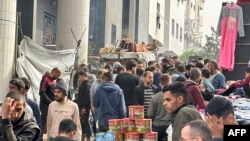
184, 80, 206, 110
232, 77, 250, 88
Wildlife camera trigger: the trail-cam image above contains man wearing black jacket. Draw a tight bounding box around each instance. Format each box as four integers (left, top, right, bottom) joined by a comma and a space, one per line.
134, 71, 159, 118
0, 91, 40, 141
77, 71, 91, 141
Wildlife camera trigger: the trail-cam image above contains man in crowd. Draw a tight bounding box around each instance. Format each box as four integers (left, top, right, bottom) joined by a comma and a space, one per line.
163, 82, 202, 141
94, 72, 126, 132
77, 71, 91, 141
160, 57, 173, 74
8, 78, 33, 115
134, 71, 158, 118
21, 77, 43, 141
90, 69, 107, 136
207, 60, 226, 90
148, 74, 172, 141
115, 59, 139, 115
47, 78, 82, 141
184, 68, 208, 109
0, 91, 41, 140
205, 96, 240, 141
39, 67, 61, 133
180, 120, 212, 141
51, 119, 77, 141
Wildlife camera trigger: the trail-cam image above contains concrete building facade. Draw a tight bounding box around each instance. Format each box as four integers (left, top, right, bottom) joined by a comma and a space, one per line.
148, 0, 165, 46
122, 0, 150, 44
161, 0, 185, 55
184, 0, 205, 49
0, 0, 17, 99
0, 0, 90, 98
89, 0, 123, 55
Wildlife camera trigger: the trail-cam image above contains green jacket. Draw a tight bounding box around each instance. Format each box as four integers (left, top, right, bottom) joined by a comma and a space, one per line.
147, 91, 171, 127
0, 112, 41, 141
171, 103, 202, 141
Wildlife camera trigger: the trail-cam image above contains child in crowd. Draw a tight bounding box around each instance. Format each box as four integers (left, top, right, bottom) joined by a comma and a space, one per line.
220, 67, 250, 97
200, 69, 215, 101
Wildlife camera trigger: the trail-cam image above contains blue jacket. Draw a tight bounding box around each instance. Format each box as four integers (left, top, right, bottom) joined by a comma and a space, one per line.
26, 97, 42, 141
211, 73, 226, 90
94, 82, 126, 126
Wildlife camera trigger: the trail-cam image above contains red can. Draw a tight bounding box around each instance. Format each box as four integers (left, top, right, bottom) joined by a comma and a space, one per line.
124, 132, 139, 141
108, 119, 123, 133
143, 132, 158, 141
123, 118, 136, 133
129, 105, 144, 120
135, 119, 152, 134
114, 133, 123, 141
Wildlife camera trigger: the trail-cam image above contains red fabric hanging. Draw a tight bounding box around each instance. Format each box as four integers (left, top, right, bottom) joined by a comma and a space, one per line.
237, 0, 250, 3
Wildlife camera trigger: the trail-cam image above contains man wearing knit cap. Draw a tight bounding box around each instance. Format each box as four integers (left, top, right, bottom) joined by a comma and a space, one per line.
47, 78, 82, 141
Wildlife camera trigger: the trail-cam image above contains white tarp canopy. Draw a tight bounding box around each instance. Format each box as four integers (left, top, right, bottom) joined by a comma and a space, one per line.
16, 36, 76, 105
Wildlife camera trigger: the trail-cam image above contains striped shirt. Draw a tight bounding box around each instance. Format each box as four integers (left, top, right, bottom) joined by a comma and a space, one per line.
144, 86, 155, 117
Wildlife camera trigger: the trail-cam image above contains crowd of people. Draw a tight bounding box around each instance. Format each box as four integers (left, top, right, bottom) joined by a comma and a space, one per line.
0, 55, 250, 141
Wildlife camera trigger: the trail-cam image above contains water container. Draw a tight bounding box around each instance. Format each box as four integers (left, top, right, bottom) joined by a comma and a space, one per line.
96, 132, 105, 141
105, 131, 114, 141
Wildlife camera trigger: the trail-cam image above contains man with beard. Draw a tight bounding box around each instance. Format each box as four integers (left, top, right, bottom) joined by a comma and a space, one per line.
39, 67, 61, 133
160, 57, 173, 74
47, 78, 82, 141
115, 59, 139, 115
206, 60, 226, 91
134, 71, 159, 118
0, 91, 41, 140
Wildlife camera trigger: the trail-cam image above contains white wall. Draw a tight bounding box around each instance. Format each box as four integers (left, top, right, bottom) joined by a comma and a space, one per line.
105, 0, 123, 47
137, 0, 150, 44
148, 0, 165, 45
168, 0, 185, 55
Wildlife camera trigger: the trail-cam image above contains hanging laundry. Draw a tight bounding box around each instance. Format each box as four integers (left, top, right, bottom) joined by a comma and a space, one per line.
217, 3, 245, 71
237, 0, 250, 3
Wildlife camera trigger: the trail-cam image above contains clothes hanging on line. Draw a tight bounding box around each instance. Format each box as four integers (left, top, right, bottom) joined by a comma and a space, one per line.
217, 3, 245, 71
237, 0, 250, 3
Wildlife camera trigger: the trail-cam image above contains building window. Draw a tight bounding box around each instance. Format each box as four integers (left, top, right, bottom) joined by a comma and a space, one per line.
43, 12, 56, 46
157, 2, 160, 13
191, 2, 193, 8
111, 24, 116, 45
176, 23, 179, 39
194, 5, 196, 11
180, 27, 183, 42
156, 2, 160, 29
172, 19, 175, 36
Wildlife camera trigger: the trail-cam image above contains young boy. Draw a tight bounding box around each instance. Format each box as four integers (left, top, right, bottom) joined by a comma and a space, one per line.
221, 67, 250, 96
200, 69, 215, 101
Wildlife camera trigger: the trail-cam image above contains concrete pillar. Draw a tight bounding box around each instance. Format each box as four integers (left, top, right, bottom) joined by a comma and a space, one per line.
0, 0, 17, 99
128, 0, 136, 40
56, 0, 90, 64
